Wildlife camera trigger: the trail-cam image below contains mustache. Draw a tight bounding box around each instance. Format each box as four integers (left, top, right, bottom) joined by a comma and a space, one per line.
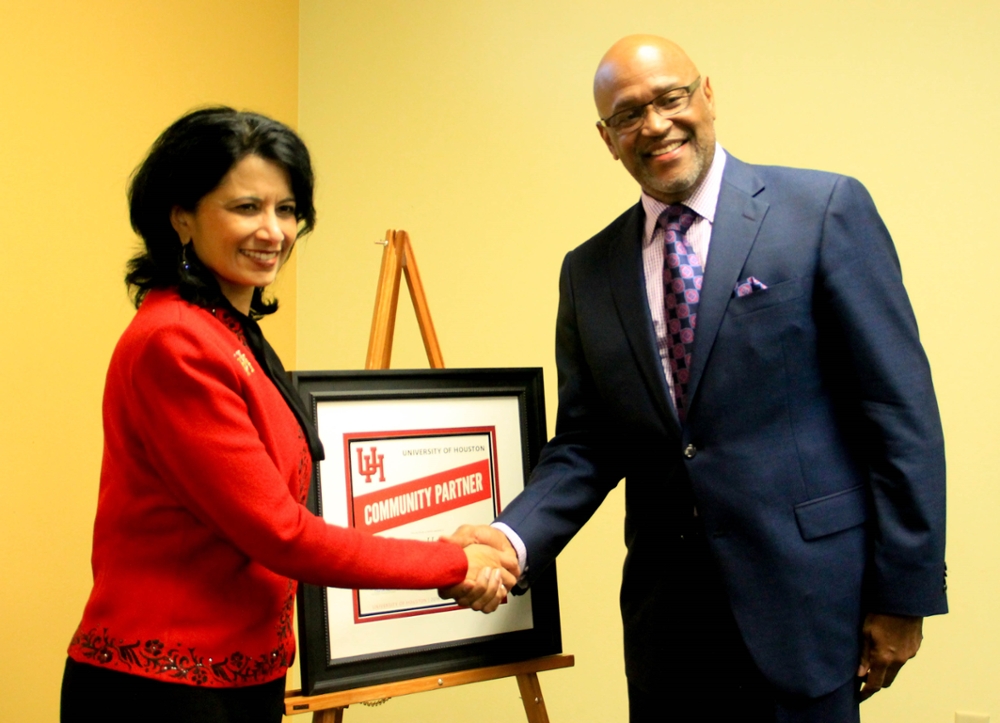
640, 136, 689, 153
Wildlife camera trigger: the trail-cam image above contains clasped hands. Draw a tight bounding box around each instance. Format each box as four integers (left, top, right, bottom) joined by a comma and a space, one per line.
438, 525, 519, 614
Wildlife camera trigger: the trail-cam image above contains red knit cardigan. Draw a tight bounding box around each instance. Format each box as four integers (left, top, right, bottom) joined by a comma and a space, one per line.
68, 289, 467, 687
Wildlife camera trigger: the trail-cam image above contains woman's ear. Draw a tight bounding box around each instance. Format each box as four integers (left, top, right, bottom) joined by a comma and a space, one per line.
169, 206, 191, 244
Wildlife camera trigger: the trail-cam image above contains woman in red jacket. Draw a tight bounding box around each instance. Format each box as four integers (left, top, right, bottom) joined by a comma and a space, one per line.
61, 108, 516, 723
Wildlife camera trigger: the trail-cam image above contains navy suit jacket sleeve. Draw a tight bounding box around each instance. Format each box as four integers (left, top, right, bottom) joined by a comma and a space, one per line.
497, 252, 626, 584
812, 174, 946, 614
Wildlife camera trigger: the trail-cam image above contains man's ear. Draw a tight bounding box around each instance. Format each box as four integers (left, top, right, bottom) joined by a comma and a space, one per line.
702, 76, 716, 120
169, 205, 191, 243
596, 122, 620, 161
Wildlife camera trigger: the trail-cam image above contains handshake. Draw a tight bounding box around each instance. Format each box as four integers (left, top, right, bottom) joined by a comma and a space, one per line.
438, 524, 521, 614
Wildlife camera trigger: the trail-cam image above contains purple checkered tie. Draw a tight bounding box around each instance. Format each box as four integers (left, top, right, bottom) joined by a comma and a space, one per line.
658, 204, 702, 422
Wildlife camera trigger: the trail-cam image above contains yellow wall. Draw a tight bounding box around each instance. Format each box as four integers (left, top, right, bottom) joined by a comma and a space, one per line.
298, 1, 1000, 721
0, 2, 298, 721
4, 1, 998, 721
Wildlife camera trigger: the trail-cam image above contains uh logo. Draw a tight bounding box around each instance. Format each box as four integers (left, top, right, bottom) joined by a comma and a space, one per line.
356, 446, 386, 483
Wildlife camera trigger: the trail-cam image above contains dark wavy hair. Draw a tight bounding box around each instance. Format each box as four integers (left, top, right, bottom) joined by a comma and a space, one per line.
125, 107, 316, 317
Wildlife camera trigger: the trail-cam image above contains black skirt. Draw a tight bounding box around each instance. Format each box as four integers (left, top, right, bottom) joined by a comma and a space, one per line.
60, 658, 286, 723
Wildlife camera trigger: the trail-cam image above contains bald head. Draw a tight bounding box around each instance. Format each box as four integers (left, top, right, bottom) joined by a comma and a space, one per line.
594, 35, 700, 117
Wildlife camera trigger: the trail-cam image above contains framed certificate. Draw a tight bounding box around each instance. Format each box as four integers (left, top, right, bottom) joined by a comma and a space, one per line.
292, 368, 561, 695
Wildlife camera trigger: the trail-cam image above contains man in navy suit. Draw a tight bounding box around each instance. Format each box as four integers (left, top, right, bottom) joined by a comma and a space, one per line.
447, 34, 946, 722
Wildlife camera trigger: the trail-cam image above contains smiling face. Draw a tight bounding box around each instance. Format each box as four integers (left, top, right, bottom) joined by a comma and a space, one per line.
170, 154, 298, 314
594, 36, 716, 204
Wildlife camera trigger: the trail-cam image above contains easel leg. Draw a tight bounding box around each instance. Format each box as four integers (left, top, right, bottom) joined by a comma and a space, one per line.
365, 230, 404, 370
312, 707, 345, 723
516, 672, 550, 723
399, 233, 444, 368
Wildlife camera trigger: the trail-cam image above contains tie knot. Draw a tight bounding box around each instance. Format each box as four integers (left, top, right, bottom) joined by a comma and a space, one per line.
658, 204, 697, 235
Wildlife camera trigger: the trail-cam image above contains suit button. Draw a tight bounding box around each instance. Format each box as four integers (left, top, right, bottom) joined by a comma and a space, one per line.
683, 444, 697, 459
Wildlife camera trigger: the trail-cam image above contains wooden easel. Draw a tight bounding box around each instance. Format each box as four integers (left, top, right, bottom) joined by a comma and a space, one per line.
284, 654, 575, 722
284, 229, 574, 722
365, 229, 444, 370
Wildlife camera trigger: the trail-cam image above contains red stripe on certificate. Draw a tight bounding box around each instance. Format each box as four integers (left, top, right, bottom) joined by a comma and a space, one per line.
353, 459, 492, 534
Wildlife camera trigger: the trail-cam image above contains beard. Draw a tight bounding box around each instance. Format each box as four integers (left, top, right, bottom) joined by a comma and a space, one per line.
639, 144, 712, 202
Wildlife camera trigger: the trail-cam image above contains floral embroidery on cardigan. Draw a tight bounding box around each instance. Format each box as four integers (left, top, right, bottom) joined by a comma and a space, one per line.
296, 430, 311, 503
211, 307, 249, 348
69, 619, 294, 686
276, 579, 296, 643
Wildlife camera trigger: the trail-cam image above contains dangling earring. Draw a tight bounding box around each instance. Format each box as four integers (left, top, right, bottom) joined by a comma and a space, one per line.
181, 243, 193, 272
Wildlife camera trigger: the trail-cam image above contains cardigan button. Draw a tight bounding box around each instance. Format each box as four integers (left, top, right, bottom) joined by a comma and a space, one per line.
683, 444, 698, 459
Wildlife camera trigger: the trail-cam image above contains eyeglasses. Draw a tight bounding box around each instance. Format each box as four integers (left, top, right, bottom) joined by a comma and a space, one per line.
599, 77, 702, 133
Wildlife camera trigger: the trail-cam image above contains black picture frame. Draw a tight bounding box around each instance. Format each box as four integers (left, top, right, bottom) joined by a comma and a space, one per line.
292, 368, 561, 696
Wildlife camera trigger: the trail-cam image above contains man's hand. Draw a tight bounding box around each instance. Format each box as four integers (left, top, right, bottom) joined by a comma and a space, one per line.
857, 613, 923, 700
437, 525, 520, 613
440, 524, 518, 563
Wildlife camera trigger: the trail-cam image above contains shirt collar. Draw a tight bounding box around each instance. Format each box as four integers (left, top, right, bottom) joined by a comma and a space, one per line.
641, 143, 727, 245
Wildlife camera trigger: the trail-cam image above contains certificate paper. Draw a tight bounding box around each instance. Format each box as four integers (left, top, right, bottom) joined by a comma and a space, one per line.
345, 428, 498, 621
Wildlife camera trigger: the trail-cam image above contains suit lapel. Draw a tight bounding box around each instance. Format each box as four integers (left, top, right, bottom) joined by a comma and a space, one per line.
608, 203, 681, 436
686, 157, 768, 414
